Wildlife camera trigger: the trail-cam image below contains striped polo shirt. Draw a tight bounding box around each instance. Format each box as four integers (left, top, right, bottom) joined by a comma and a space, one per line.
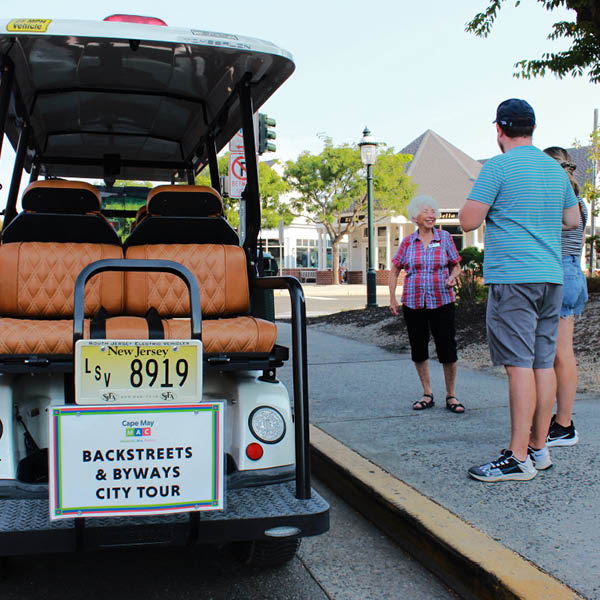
468, 145, 577, 284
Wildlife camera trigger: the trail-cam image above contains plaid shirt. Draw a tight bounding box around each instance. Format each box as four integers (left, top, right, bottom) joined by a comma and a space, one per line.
392, 228, 461, 309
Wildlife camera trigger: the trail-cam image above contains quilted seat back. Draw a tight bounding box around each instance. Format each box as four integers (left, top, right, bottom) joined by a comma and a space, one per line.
124, 244, 249, 318
0, 242, 124, 318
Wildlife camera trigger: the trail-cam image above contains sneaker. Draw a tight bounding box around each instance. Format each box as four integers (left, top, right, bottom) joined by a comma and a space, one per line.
527, 445, 552, 470
468, 449, 537, 482
546, 415, 579, 447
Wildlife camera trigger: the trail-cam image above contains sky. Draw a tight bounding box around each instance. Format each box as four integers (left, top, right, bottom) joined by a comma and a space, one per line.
0, 1, 598, 205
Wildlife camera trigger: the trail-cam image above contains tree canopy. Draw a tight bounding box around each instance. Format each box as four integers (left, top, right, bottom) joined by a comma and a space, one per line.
283, 138, 415, 282
467, 1, 600, 83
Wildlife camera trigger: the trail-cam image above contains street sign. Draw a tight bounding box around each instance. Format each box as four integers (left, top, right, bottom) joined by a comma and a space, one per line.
227, 115, 260, 199
229, 129, 244, 153
228, 152, 247, 199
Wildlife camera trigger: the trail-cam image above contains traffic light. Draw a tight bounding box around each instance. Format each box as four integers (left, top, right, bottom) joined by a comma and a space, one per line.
258, 113, 276, 154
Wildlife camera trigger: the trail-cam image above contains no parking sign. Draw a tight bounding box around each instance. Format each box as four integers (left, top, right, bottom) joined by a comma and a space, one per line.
228, 153, 247, 198
228, 118, 258, 199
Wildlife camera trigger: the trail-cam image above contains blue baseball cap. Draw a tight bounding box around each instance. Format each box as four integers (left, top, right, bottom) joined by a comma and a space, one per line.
493, 99, 535, 127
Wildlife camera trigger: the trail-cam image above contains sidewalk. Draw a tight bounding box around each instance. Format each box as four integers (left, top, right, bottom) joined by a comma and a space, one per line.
276, 323, 599, 599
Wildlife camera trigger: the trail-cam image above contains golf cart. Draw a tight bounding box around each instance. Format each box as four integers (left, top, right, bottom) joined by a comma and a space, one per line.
0, 15, 328, 570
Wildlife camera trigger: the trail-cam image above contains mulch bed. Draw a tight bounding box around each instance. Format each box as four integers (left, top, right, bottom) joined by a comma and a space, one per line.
305, 293, 600, 358
305, 301, 488, 344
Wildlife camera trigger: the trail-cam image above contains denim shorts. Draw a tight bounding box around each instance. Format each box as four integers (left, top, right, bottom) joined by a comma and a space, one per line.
561, 255, 588, 318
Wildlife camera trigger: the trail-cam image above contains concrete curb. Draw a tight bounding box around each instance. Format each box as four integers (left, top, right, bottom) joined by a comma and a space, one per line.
310, 424, 583, 600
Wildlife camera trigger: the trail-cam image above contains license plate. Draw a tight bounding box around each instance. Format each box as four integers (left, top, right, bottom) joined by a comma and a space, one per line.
75, 339, 202, 405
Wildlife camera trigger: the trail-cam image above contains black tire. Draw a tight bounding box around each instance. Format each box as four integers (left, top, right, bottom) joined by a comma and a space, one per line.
232, 537, 300, 568
0, 557, 8, 582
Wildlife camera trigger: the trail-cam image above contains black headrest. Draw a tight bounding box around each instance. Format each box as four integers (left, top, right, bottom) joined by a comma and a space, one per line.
124, 216, 239, 248
22, 181, 101, 214
147, 185, 224, 217
2, 213, 122, 245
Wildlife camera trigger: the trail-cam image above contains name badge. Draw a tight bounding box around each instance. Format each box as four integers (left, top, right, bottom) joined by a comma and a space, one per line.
429, 242, 441, 248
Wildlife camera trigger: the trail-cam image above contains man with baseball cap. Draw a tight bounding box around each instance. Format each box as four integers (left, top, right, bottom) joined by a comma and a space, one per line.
459, 99, 580, 482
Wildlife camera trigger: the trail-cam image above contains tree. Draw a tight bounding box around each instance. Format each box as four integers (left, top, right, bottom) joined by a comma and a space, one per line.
581, 127, 600, 273
283, 139, 415, 284
195, 154, 291, 229
466, 1, 600, 83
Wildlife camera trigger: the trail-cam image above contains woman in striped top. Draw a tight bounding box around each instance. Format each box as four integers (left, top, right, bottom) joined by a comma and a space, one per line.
543, 146, 588, 447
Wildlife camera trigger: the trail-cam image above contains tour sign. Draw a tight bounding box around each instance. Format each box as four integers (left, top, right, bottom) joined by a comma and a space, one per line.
75, 339, 202, 405
48, 403, 224, 519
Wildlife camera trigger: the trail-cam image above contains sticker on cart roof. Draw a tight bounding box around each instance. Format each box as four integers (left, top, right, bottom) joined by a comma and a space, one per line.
7, 19, 52, 33
190, 29, 238, 40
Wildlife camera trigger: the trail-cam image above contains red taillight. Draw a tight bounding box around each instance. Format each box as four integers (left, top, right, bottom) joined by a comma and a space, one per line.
103, 14, 168, 26
246, 443, 264, 461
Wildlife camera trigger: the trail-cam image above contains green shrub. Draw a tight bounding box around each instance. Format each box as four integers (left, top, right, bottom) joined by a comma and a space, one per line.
456, 246, 486, 305
587, 275, 600, 294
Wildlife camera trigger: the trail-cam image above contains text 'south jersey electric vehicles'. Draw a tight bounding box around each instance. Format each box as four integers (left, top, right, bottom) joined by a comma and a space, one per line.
0, 16, 328, 570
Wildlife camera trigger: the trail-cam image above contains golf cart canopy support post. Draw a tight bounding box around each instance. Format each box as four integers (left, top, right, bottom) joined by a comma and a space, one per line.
4, 121, 28, 229
207, 135, 221, 196
239, 79, 260, 254
0, 58, 14, 161
28, 161, 39, 183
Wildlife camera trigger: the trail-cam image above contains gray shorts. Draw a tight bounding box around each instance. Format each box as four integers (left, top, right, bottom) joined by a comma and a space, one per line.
486, 283, 562, 369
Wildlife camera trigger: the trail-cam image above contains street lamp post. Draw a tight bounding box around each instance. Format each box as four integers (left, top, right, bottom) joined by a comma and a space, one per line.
359, 126, 378, 308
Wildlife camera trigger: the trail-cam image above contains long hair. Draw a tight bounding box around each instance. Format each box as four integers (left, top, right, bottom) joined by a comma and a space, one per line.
543, 146, 579, 196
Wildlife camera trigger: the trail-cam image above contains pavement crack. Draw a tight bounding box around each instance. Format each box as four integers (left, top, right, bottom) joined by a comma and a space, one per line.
282, 357, 410, 369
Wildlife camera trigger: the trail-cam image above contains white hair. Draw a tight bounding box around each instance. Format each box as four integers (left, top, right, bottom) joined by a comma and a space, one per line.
406, 195, 440, 221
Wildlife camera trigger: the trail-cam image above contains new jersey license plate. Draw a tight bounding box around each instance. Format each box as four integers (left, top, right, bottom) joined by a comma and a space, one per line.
75, 339, 202, 404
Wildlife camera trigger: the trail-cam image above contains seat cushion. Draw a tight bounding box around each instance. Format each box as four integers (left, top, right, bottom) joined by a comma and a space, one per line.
164, 317, 277, 354
0, 318, 82, 355
0, 315, 277, 356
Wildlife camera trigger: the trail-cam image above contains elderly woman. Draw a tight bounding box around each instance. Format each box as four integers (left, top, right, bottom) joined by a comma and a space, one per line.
389, 195, 464, 413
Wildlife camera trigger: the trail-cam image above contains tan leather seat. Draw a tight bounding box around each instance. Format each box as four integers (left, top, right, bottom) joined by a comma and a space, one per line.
0, 180, 129, 356
0, 183, 276, 358
124, 243, 277, 354
0, 241, 124, 354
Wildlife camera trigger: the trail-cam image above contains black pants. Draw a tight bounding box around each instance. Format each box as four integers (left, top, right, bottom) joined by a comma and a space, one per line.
402, 303, 457, 364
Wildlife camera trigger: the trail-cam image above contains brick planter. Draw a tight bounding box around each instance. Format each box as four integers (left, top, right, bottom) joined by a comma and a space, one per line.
282, 268, 301, 279
376, 270, 389, 285
316, 270, 334, 285
347, 271, 363, 284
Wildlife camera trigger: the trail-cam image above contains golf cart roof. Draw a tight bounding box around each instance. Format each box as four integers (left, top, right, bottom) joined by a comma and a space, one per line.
0, 17, 295, 181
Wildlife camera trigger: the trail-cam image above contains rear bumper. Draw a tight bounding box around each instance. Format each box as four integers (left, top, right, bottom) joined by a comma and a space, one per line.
0, 482, 329, 556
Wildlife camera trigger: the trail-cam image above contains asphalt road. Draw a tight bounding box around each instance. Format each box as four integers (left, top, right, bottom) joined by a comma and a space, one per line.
1, 480, 457, 600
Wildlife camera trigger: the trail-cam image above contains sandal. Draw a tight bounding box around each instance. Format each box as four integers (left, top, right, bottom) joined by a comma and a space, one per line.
445, 395, 465, 414
413, 393, 435, 411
